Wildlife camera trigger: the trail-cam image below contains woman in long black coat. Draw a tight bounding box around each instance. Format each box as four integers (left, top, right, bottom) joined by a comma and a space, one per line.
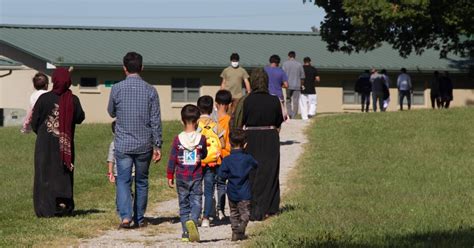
31, 68, 85, 217
243, 68, 284, 221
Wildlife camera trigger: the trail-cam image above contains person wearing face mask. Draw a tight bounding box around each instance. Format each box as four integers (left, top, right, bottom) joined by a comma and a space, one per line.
220, 53, 251, 113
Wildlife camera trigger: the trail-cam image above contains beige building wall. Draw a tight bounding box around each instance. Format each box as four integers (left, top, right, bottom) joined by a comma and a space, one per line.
0, 67, 48, 110
327, 71, 474, 112
68, 69, 222, 122
1, 48, 473, 124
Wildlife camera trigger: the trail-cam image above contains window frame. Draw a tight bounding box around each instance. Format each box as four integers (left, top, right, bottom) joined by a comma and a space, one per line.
171, 77, 201, 102
79, 77, 98, 88
342, 80, 361, 105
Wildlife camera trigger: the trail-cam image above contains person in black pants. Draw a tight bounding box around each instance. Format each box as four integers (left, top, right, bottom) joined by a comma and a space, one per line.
370, 69, 386, 112
439, 71, 453, 108
430, 71, 442, 109
355, 70, 371, 112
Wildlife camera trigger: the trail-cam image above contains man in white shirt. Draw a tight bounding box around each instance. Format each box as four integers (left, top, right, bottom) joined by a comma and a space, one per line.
397, 68, 412, 110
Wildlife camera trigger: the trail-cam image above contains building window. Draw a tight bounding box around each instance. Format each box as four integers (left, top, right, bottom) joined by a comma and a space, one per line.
411, 82, 425, 105
397, 82, 425, 105
342, 80, 360, 104
171, 78, 200, 102
80, 77, 98, 88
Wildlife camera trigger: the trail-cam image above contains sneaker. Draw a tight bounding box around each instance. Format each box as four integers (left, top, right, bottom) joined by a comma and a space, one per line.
218, 210, 226, 220
201, 218, 210, 228
185, 220, 200, 242
181, 233, 189, 242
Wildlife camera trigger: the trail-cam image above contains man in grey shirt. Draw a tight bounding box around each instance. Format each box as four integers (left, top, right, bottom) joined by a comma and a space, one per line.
282, 51, 305, 119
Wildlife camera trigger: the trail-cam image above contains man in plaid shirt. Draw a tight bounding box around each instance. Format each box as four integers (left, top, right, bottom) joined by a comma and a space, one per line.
107, 52, 162, 229
167, 104, 207, 242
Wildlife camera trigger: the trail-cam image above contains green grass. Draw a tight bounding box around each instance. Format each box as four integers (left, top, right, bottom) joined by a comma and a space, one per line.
249, 108, 474, 247
0, 121, 181, 247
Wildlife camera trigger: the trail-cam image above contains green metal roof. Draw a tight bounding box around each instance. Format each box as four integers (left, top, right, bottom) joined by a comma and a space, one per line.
0, 24, 470, 72
0, 56, 23, 69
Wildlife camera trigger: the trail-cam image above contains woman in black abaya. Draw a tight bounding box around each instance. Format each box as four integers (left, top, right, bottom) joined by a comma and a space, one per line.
243, 68, 284, 221
31, 68, 85, 217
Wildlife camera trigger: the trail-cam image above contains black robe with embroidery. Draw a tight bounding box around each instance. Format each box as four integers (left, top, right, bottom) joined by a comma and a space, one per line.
31, 92, 85, 217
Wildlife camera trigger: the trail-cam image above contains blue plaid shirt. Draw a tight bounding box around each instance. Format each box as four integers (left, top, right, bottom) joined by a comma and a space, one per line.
108, 74, 162, 154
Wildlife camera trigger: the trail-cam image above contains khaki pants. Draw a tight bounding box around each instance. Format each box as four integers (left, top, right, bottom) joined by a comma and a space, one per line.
228, 98, 240, 115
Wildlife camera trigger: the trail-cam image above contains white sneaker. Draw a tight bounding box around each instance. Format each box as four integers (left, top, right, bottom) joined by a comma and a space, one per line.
201, 218, 210, 228
218, 210, 226, 220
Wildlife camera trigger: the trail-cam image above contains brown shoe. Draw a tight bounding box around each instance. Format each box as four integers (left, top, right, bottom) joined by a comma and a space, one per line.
231, 232, 239, 241
118, 220, 132, 229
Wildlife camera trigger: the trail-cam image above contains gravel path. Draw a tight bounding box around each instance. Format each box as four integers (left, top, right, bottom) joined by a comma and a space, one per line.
80, 119, 310, 248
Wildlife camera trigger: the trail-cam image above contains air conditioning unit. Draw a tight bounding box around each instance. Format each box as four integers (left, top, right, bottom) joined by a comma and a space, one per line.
1, 108, 27, 127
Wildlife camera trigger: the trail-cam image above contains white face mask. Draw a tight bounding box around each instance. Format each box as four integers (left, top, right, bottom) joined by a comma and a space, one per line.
231, 61, 239, 68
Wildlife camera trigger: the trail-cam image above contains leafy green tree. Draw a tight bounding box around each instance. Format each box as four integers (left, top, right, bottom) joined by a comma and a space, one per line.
305, 0, 473, 59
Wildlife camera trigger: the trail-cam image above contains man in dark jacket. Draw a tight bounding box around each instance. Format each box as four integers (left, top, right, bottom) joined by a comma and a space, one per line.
370, 68, 386, 112
430, 71, 442, 109
439, 71, 453, 108
355, 70, 372, 112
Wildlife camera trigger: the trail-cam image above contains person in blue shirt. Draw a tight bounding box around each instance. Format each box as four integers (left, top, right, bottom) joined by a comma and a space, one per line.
107, 52, 162, 229
217, 129, 258, 241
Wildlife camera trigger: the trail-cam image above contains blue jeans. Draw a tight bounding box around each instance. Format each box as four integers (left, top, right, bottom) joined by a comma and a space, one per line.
115, 150, 152, 225
203, 166, 216, 218
216, 166, 227, 212
177, 179, 202, 233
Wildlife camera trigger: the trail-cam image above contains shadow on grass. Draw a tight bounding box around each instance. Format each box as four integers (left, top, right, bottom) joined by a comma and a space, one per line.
269, 227, 474, 248
279, 203, 298, 214
145, 216, 180, 225
280, 140, 301, 146
385, 227, 474, 247
71, 209, 106, 216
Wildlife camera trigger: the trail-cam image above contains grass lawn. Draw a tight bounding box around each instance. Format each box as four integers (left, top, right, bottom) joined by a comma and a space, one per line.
250, 107, 474, 247
0, 121, 181, 247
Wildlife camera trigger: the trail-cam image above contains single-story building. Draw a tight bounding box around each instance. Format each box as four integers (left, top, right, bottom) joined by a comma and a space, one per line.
1, 24, 472, 123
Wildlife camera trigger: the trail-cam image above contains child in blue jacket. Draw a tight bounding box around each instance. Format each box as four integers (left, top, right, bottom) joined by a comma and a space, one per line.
217, 129, 257, 241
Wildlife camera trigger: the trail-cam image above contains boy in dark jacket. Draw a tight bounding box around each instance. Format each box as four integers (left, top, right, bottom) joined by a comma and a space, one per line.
217, 129, 257, 241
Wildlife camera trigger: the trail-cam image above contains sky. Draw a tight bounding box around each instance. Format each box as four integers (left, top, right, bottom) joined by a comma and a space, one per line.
0, 0, 325, 31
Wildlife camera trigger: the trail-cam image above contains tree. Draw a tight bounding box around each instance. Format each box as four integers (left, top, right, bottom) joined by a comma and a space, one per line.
304, 0, 473, 59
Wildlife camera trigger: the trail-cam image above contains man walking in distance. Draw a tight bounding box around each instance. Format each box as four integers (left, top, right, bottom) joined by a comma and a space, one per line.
397, 68, 412, 110
220, 53, 251, 113
355, 70, 372, 112
282, 51, 305, 119
299, 57, 320, 120
108, 52, 162, 229
370, 68, 386, 112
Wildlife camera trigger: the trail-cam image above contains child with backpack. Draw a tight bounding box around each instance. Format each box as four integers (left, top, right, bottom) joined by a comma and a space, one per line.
217, 129, 258, 241
196, 95, 225, 228
215, 90, 232, 220
167, 104, 208, 242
